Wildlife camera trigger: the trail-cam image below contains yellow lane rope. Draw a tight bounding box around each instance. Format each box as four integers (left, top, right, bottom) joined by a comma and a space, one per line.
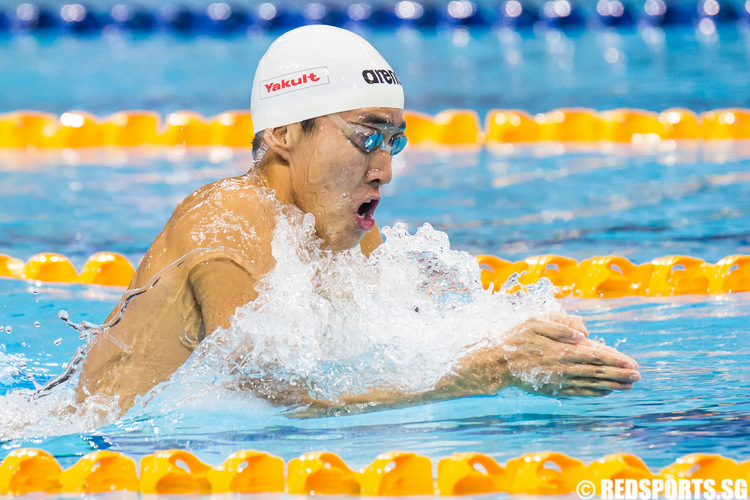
1, 448, 748, 496
1, 251, 749, 297
2, 108, 750, 149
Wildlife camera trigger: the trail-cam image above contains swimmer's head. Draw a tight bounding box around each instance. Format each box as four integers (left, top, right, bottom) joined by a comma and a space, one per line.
250, 26, 405, 252
250, 25, 404, 156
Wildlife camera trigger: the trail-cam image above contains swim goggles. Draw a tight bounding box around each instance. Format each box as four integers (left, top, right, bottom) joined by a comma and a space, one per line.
327, 114, 408, 156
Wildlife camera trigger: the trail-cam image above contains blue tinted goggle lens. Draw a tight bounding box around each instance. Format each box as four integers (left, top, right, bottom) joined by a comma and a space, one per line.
364, 133, 383, 151
363, 132, 408, 156
390, 135, 407, 155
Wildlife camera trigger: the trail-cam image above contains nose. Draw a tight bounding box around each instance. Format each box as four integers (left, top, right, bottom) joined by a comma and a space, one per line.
366, 151, 393, 186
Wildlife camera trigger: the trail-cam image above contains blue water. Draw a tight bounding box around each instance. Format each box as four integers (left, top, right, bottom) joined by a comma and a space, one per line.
2, 147, 748, 266
3, 24, 750, 117
1, 273, 749, 470
1, 25, 750, 472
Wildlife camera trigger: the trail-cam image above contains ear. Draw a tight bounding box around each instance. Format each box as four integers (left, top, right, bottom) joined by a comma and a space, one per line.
264, 125, 295, 162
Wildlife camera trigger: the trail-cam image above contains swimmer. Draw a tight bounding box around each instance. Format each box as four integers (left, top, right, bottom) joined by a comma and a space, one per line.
62, 26, 639, 414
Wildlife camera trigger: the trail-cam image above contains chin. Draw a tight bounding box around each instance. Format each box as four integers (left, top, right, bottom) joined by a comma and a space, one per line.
320, 230, 362, 252
315, 215, 366, 251
328, 238, 362, 252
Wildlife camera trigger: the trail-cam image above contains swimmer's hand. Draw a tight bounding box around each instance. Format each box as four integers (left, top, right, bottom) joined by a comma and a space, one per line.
281, 312, 640, 416
498, 313, 641, 397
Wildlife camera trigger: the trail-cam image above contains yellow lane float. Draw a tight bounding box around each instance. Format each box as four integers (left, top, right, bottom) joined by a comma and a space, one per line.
476, 253, 750, 297
359, 451, 434, 496
59, 451, 138, 493
209, 450, 285, 493
536, 108, 603, 142
7, 107, 750, 147
2, 449, 749, 496
287, 451, 360, 495
102, 110, 160, 146
485, 109, 539, 144
2, 251, 750, 296
139, 450, 212, 494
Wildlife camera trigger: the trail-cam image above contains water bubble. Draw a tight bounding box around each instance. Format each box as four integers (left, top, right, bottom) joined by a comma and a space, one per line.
207, 2, 231, 21
395, 1, 424, 20
303, 2, 326, 20
60, 4, 86, 23
17, 3, 38, 22
54, 338, 63, 346
21, 342, 27, 348
58, 310, 69, 321
348, 3, 371, 21
258, 2, 277, 21
5, 326, 11, 334
34, 321, 41, 328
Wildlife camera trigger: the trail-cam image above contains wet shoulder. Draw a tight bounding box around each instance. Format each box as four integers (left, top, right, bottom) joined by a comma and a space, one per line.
134, 175, 278, 281
172, 175, 277, 255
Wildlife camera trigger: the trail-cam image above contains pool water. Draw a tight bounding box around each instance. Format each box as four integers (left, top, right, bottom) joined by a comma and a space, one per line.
1, 145, 749, 471
2, 25, 750, 472
1, 269, 749, 470
2, 146, 748, 268
4, 25, 750, 117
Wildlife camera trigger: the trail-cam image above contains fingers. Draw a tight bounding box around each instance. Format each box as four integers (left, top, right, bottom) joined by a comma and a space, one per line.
564, 364, 641, 383
557, 387, 613, 397
527, 319, 585, 344
508, 315, 642, 399
566, 377, 635, 391
567, 341, 640, 370
548, 311, 589, 337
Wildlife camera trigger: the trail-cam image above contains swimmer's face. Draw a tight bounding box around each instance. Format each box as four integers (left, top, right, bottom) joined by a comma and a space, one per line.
286, 107, 406, 250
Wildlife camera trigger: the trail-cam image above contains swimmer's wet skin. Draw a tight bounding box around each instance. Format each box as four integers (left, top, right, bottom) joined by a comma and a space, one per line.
50, 25, 640, 418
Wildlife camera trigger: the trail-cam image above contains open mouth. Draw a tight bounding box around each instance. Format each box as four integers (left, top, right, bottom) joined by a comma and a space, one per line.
355, 198, 379, 230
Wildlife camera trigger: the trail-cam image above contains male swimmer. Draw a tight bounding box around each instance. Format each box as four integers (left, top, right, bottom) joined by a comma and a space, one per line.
60, 26, 639, 413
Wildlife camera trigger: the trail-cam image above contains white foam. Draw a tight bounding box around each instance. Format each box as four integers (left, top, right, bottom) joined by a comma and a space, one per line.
0, 387, 119, 441
144, 211, 562, 411
0, 351, 22, 385
0, 209, 561, 439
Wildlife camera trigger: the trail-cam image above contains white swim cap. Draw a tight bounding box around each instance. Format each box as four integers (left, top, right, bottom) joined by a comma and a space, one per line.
251, 25, 404, 134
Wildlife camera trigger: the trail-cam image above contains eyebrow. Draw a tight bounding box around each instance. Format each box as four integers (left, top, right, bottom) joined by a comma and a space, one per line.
356, 112, 407, 131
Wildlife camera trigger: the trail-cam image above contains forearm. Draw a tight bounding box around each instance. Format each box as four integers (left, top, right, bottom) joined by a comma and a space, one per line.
311, 345, 510, 412
257, 315, 640, 412
232, 344, 510, 417
430, 344, 509, 399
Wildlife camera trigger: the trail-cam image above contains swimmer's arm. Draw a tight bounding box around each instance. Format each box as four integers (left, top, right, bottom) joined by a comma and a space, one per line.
359, 222, 382, 258
426, 315, 640, 399
311, 315, 641, 412
189, 258, 259, 336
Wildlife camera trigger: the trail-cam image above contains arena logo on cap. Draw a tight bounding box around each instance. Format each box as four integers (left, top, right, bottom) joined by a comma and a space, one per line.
260, 66, 330, 99
362, 69, 401, 85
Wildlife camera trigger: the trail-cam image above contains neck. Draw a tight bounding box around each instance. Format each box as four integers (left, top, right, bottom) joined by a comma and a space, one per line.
257, 160, 294, 205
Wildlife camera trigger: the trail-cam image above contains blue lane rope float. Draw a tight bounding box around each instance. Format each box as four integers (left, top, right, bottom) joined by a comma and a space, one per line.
0, 0, 746, 37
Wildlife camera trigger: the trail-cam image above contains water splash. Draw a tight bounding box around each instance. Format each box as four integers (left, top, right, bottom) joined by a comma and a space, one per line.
140, 212, 562, 414
0, 210, 562, 439
0, 309, 121, 441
